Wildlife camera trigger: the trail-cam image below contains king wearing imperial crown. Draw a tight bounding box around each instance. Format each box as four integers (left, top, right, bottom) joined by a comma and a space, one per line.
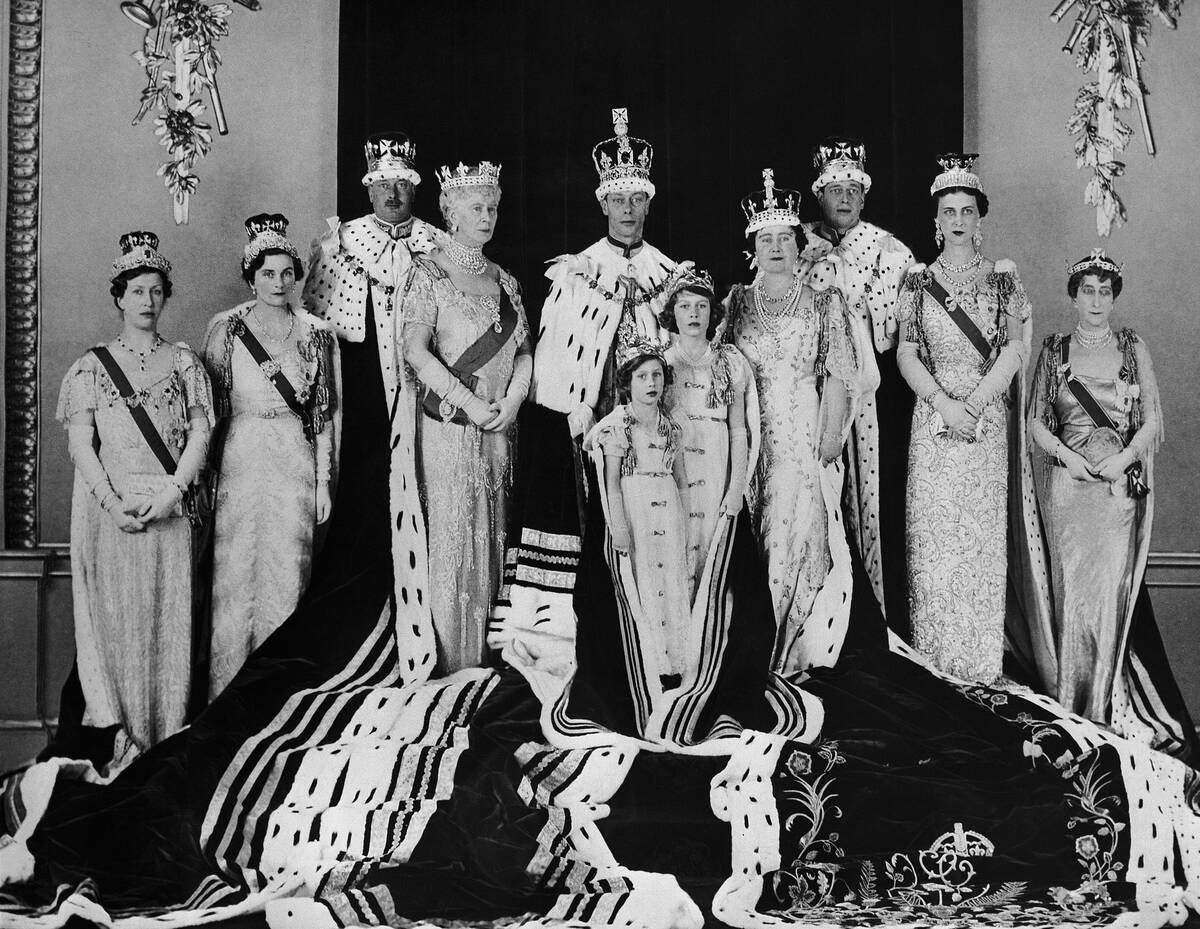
488, 107, 690, 703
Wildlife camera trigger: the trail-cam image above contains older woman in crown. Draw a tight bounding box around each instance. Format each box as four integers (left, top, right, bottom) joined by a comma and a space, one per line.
1022, 251, 1195, 756
897, 155, 1045, 685
402, 161, 532, 675
202, 215, 339, 697
724, 169, 879, 675
56, 232, 213, 766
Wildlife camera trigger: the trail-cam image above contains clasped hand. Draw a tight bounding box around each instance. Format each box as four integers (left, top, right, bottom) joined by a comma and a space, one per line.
940, 398, 979, 441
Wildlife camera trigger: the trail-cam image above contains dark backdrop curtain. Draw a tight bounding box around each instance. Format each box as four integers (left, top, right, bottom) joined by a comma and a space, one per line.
336, 0, 964, 632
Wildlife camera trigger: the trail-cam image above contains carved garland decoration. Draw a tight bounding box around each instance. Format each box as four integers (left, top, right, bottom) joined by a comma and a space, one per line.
1052, 0, 1185, 236
4, 0, 43, 549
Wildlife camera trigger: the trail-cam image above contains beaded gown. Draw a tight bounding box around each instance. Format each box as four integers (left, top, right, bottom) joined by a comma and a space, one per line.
898, 264, 1031, 683
663, 342, 753, 596
403, 256, 529, 674
56, 344, 213, 756
589, 404, 690, 677
726, 274, 864, 673
203, 304, 338, 696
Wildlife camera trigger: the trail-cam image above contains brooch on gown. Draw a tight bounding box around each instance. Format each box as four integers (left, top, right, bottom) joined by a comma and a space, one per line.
259, 358, 282, 379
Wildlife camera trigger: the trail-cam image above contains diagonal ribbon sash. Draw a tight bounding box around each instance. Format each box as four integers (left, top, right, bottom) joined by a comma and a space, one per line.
235, 322, 313, 440
926, 277, 993, 362
1060, 337, 1122, 433
422, 288, 518, 424
90, 346, 180, 475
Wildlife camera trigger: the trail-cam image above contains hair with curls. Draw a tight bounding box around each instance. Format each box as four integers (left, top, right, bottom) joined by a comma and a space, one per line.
242, 249, 305, 286
615, 352, 672, 405
438, 186, 502, 230
110, 266, 172, 310
932, 186, 990, 217
1068, 266, 1123, 299
658, 284, 724, 341
749, 223, 810, 254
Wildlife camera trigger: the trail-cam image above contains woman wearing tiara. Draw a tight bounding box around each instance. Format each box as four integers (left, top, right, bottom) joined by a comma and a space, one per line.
402, 161, 532, 674
202, 214, 339, 697
1023, 250, 1196, 757
725, 169, 879, 675
896, 154, 1045, 684
55, 232, 213, 765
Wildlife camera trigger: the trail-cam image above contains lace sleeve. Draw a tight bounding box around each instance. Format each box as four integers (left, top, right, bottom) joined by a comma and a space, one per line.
402, 257, 441, 332
202, 314, 233, 418
820, 288, 862, 389
56, 353, 100, 425
177, 346, 216, 426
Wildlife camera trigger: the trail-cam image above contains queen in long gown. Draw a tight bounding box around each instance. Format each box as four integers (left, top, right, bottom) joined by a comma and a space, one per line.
724, 170, 878, 675
203, 215, 339, 697
402, 163, 531, 674
896, 156, 1035, 683
1023, 251, 1196, 758
55, 233, 213, 765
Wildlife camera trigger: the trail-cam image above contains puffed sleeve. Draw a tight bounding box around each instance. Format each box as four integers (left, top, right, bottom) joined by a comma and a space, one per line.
56, 353, 100, 425
583, 407, 631, 458
401, 256, 441, 333
176, 345, 216, 426
895, 264, 928, 332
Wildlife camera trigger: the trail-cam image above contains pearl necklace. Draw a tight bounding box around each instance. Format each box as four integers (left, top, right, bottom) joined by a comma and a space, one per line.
445, 238, 487, 275
753, 276, 802, 333
117, 334, 164, 373
935, 252, 983, 275
1074, 324, 1113, 348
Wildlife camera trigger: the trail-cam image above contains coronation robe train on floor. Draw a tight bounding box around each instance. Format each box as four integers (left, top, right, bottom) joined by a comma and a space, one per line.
3, 464, 1200, 929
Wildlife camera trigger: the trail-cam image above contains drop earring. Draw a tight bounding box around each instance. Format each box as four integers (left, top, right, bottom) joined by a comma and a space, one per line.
972, 220, 983, 250
934, 219, 944, 250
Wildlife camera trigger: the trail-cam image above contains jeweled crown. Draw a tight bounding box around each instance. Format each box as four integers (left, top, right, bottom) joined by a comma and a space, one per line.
592, 107, 655, 201
112, 230, 171, 280
811, 138, 872, 195
1067, 247, 1123, 279
242, 212, 299, 269
930, 153, 984, 196
362, 131, 421, 187
742, 168, 802, 236
615, 333, 668, 370
436, 161, 503, 192
666, 266, 715, 303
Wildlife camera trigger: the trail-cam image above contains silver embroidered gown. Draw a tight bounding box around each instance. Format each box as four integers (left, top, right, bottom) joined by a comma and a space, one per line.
56, 344, 213, 754
728, 282, 860, 669
403, 258, 529, 674
203, 306, 337, 696
899, 269, 1031, 683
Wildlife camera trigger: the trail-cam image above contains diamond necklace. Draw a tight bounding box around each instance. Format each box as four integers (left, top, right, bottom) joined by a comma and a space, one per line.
252, 306, 295, 345
935, 252, 983, 275
444, 237, 487, 275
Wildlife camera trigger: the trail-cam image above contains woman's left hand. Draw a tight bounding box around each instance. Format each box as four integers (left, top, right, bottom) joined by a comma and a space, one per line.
1093, 451, 1134, 484
718, 488, 745, 518
136, 486, 182, 524
818, 433, 843, 466
316, 480, 332, 524
483, 393, 522, 433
